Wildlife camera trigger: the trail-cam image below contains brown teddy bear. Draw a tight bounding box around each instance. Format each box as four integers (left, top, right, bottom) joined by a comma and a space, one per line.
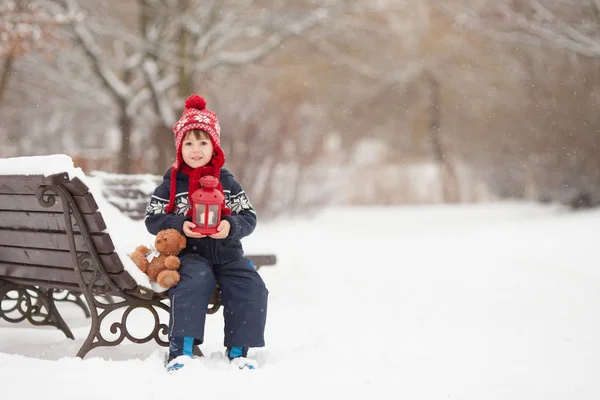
129, 229, 187, 289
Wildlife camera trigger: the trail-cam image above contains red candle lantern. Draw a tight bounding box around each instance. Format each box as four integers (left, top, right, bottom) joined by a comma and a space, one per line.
191, 176, 223, 235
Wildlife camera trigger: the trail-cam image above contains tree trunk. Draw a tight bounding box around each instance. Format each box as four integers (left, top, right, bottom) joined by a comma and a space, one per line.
0, 0, 24, 104
425, 69, 459, 202
143, 0, 193, 175
0, 51, 15, 104
157, 124, 173, 174
118, 62, 133, 173
178, 0, 192, 96
118, 100, 133, 174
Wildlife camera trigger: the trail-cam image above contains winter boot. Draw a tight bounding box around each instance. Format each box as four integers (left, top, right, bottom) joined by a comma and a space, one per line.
227, 346, 257, 370
166, 336, 194, 371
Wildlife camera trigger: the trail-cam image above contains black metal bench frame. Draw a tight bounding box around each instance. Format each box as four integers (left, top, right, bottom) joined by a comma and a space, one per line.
0, 172, 275, 358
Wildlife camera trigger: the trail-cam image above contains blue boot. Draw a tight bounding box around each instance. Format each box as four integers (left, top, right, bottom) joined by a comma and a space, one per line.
227, 346, 257, 370
166, 336, 194, 371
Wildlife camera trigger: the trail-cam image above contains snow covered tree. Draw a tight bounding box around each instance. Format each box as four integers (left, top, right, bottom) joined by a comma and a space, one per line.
441, 0, 600, 206
0, 0, 74, 103
452, 0, 600, 59
51, 0, 354, 173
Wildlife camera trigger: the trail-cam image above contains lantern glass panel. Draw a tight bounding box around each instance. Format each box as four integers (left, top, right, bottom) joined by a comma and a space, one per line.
194, 203, 206, 226
207, 205, 219, 227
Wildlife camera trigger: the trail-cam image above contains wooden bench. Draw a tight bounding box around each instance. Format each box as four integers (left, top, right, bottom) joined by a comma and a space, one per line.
0, 172, 276, 358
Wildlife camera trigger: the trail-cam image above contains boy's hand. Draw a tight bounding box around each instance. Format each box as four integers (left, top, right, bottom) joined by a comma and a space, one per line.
209, 220, 230, 239
183, 221, 207, 238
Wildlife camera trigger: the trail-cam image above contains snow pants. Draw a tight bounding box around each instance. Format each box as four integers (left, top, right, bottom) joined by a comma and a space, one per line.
168, 254, 268, 348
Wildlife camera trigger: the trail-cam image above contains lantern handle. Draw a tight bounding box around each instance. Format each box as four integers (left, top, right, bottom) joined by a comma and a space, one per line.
199, 175, 218, 190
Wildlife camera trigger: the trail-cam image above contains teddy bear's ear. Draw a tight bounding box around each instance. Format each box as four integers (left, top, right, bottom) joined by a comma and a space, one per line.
164, 228, 178, 237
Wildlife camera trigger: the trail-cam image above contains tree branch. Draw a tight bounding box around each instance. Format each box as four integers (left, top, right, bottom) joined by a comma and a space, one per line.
71, 24, 132, 100
451, 0, 600, 59
142, 57, 177, 126
196, 8, 329, 71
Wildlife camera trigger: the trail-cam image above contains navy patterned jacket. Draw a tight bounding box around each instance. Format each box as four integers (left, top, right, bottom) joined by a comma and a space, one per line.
145, 167, 256, 264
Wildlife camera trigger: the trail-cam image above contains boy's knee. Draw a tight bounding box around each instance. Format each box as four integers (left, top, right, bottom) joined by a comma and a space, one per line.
173, 259, 215, 294
248, 276, 268, 299
188, 270, 216, 292
221, 275, 267, 302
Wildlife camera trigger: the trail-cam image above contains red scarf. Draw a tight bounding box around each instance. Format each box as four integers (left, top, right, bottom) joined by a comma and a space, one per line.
180, 163, 231, 218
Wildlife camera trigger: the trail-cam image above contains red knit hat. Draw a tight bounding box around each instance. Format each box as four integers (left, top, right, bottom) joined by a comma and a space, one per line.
166, 94, 226, 214
172, 94, 222, 171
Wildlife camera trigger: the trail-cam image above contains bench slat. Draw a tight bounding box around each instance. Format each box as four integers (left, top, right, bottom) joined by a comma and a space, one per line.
0, 210, 106, 232
61, 177, 90, 196
0, 193, 99, 213
1, 277, 83, 292
247, 254, 276, 268
0, 246, 124, 273
0, 262, 137, 290
1, 277, 117, 295
0, 230, 115, 253
0, 174, 69, 194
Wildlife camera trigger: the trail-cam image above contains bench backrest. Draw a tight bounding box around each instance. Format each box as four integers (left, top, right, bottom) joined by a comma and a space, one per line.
88, 172, 162, 220
0, 173, 137, 294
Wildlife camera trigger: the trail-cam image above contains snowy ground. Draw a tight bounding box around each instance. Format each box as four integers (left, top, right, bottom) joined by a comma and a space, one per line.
1, 202, 600, 399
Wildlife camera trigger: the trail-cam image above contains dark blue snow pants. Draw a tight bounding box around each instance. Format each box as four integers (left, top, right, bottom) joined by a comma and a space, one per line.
168, 254, 268, 348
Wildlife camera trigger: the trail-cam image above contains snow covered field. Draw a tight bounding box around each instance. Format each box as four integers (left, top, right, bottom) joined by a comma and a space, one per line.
2, 198, 600, 399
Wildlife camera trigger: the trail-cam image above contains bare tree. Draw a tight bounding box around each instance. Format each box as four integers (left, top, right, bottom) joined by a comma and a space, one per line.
442, 0, 600, 206
452, 0, 600, 58
0, 0, 74, 103
138, 0, 353, 173
50, 0, 355, 173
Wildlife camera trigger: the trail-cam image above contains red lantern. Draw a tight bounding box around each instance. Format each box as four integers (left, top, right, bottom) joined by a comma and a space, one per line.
190, 176, 223, 235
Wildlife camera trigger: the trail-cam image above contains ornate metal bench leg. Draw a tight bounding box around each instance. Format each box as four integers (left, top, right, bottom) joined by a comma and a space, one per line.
75, 293, 169, 359
72, 255, 170, 359
0, 282, 74, 340
46, 290, 75, 339
46, 183, 170, 358
71, 293, 91, 318
50, 290, 91, 318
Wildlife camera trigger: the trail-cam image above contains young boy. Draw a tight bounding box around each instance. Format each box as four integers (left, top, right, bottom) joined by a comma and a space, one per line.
145, 94, 268, 371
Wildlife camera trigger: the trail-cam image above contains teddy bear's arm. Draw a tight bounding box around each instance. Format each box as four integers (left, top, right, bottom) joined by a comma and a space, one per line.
135, 245, 152, 254
130, 251, 150, 273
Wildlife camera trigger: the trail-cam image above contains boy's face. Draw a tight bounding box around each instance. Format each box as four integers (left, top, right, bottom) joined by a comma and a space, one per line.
181, 131, 214, 169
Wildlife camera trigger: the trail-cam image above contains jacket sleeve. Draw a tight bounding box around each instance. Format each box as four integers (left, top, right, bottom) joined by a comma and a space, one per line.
222, 175, 257, 241
144, 176, 190, 235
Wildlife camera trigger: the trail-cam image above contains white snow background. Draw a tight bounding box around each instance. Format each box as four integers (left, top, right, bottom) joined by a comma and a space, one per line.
1, 155, 600, 399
